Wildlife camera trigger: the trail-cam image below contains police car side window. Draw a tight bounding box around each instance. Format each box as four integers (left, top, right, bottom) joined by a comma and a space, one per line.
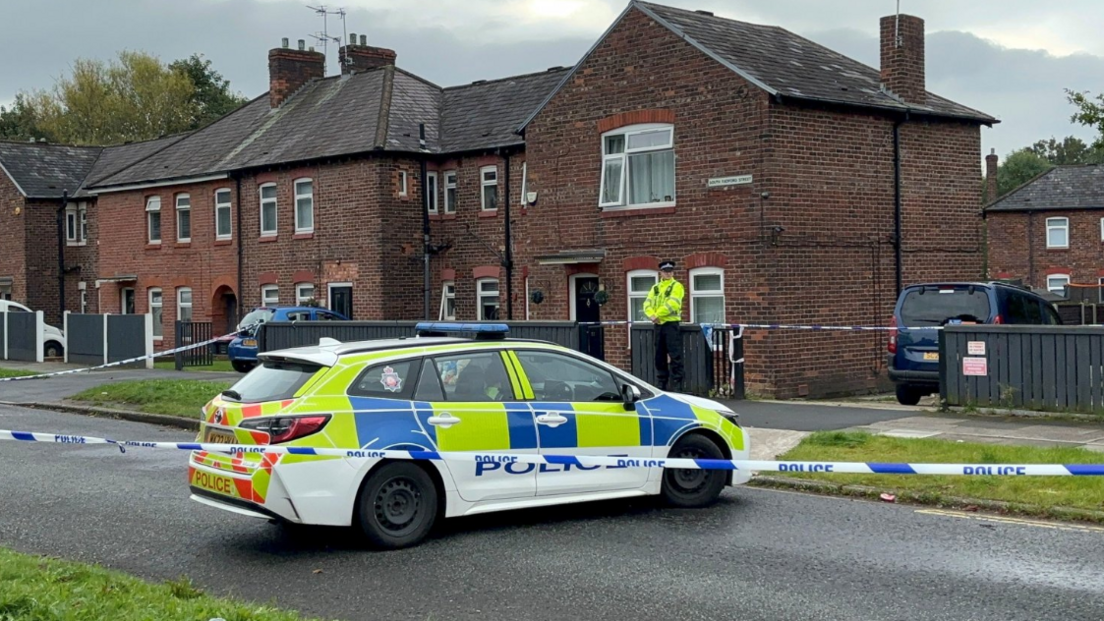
514, 350, 621, 402
431, 352, 513, 402
413, 358, 445, 402
348, 359, 419, 399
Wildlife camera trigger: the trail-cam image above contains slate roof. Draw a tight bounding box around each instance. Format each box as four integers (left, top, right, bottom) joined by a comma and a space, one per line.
0, 142, 101, 199
78, 135, 189, 192
985, 166, 1104, 213
441, 68, 571, 152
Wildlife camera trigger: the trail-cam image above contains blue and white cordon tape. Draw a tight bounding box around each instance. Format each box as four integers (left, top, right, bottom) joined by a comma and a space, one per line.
3, 430, 1101, 476
581, 321, 941, 331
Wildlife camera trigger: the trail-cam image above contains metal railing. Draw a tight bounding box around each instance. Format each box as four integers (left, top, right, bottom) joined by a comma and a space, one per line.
174, 321, 213, 369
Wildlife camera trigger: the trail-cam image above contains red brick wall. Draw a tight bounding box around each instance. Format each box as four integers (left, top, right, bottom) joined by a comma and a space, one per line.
0, 174, 27, 305
987, 210, 1104, 289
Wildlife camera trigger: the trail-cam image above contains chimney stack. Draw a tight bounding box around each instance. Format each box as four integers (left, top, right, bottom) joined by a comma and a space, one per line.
985, 148, 999, 203
880, 14, 926, 103
338, 34, 397, 74
268, 39, 325, 108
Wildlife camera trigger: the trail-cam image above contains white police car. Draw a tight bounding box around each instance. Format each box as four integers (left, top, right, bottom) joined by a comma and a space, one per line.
189, 323, 750, 549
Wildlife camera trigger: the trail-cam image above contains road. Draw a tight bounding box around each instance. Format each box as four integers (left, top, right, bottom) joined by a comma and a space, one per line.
2, 405, 1103, 621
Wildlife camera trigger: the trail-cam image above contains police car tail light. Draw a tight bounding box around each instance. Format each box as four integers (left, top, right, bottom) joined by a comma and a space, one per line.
239, 414, 330, 444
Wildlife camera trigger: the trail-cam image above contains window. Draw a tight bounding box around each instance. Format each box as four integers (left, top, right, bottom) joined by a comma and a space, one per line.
149, 288, 163, 339
481, 166, 498, 211
260, 184, 277, 236
430, 352, 513, 402
1046, 217, 1068, 249
444, 171, 457, 214
120, 288, 135, 315
477, 278, 499, 320
215, 189, 232, 239
294, 179, 313, 233
520, 162, 528, 206
65, 203, 87, 245
175, 194, 191, 242
295, 282, 315, 305
80, 289, 87, 314
1100, 217, 1104, 242
399, 171, 408, 196
146, 196, 161, 243
514, 350, 622, 402
261, 285, 279, 306
177, 287, 192, 322
349, 358, 419, 399
1099, 277, 1104, 304
426, 171, 438, 214
80, 204, 87, 241
690, 268, 725, 323
0, 283, 10, 301
600, 124, 675, 209
439, 281, 455, 320
901, 286, 992, 326
627, 270, 658, 322
222, 360, 323, 404
1047, 274, 1070, 296
1004, 291, 1042, 325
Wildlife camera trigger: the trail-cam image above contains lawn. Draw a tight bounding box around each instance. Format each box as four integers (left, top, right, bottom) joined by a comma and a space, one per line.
69, 379, 232, 417
0, 368, 37, 379
0, 546, 327, 621
154, 358, 237, 373
772, 431, 1104, 515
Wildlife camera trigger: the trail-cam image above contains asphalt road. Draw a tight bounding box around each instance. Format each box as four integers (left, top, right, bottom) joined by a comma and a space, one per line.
726, 399, 922, 431
2, 405, 1103, 621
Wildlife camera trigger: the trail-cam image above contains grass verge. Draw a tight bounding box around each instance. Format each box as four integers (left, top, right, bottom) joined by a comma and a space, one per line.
765, 431, 1104, 515
0, 368, 36, 379
69, 379, 231, 417
154, 359, 237, 373
0, 546, 326, 620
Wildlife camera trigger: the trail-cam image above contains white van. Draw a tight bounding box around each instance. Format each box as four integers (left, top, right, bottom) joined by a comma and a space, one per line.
0, 300, 67, 358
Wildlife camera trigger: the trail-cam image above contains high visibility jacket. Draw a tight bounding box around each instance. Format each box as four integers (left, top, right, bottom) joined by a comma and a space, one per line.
644, 279, 684, 324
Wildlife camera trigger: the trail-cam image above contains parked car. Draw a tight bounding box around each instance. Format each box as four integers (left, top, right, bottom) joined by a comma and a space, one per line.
227, 306, 348, 373
0, 300, 66, 358
888, 282, 1061, 405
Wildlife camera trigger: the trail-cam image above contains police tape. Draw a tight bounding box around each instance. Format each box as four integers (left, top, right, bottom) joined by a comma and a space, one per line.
3, 429, 1102, 476
580, 321, 941, 331
0, 324, 259, 382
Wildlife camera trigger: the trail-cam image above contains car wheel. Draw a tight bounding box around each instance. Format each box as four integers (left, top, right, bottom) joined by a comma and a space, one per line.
895, 384, 923, 406
661, 434, 727, 508
231, 360, 254, 373
44, 342, 63, 358
355, 462, 438, 550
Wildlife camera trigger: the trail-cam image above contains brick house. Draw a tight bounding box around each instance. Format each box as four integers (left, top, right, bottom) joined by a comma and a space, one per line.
985, 164, 1104, 298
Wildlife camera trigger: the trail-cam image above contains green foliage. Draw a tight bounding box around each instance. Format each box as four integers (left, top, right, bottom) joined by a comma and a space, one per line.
169, 53, 250, 130
993, 149, 1054, 197
1026, 135, 1104, 165
69, 379, 232, 417
1066, 88, 1104, 149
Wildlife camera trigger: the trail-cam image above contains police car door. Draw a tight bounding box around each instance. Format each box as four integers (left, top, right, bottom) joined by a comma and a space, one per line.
414, 350, 538, 502
509, 349, 651, 496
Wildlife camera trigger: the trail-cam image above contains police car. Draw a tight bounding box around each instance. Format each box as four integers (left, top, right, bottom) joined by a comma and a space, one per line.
188, 323, 750, 549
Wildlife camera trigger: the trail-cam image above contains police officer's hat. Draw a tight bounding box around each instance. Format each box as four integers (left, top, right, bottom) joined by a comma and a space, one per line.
658, 260, 676, 271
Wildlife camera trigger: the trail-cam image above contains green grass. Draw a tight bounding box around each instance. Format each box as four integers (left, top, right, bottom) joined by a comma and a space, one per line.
775, 431, 1104, 513
154, 359, 237, 373
69, 379, 232, 417
0, 546, 327, 620
0, 368, 36, 378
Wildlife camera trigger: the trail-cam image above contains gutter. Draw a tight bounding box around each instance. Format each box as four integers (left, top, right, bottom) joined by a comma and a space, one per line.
88, 174, 229, 195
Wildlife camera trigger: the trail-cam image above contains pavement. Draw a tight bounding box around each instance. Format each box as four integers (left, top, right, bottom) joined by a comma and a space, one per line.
2, 405, 1103, 621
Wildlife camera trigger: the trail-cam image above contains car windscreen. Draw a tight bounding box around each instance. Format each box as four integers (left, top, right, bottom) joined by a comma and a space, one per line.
222, 360, 322, 403
900, 287, 991, 327
238, 308, 275, 330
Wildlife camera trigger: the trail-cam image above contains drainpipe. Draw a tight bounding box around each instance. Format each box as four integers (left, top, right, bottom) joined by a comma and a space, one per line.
1027, 211, 1035, 287
503, 150, 513, 320
420, 124, 430, 320
57, 190, 68, 322
235, 173, 243, 321
892, 114, 908, 297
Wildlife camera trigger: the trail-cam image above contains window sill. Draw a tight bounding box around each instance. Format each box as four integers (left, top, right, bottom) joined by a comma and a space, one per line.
214, 239, 233, 247
479, 210, 499, 218
601, 206, 676, 218
1046, 247, 1069, 252
175, 242, 192, 248
293, 232, 314, 240
259, 236, 278, 243
146, 243, 162, 250
153, 336, 164, 342
439, 213, 457, 220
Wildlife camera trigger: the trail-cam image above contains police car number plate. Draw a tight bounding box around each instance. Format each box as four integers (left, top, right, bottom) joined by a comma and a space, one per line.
206, 429, 237, 444
923, 352, 939, 361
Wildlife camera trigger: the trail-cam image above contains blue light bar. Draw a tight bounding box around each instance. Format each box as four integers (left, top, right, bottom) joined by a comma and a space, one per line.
415, 322, 510, 339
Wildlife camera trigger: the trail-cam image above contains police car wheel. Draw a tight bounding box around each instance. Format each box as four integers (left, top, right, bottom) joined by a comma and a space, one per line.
356, 463, 438, 550
661, 435, 726, 508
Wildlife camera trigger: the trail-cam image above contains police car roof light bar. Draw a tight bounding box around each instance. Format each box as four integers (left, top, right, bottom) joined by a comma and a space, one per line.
414, 322, 510, 339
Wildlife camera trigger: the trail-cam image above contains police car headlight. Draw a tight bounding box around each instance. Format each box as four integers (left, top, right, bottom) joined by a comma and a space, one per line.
718, 408, 739, 422
240, 414, 330, 444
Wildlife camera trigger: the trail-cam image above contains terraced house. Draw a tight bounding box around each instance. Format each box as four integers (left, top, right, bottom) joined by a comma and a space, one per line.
1, 1, 995, 397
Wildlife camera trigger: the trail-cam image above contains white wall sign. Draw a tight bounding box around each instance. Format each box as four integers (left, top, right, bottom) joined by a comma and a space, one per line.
967, 341, 986, 356
963, 357, 988, 377
707, 175, 753, 188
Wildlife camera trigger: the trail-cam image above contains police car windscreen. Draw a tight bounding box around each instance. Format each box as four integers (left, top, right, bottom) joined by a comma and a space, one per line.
901, 288, 991, 326
225, 361, 321, 403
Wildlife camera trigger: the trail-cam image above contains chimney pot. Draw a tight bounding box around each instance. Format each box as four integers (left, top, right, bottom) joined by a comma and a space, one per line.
281, 37, 289, 48
297, 39, 305, 50
360, 34, 367, 46
880, 14, 925, 103
350, 33, 357, 44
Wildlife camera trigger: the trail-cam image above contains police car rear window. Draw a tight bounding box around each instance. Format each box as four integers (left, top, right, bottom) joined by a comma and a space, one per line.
900, 287, 991, 327
224, 361, 321, 403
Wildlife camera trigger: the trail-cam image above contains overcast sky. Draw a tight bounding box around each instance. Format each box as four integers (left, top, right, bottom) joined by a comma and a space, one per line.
2, 0, 1102, 159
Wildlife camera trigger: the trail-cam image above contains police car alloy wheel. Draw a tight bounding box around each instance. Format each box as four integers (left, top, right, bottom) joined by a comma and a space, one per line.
661, 434, 727, 508
356, 463, 439, 550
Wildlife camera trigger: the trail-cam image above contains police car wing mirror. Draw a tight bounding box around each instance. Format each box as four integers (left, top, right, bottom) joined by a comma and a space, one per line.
621, 384, 641, 410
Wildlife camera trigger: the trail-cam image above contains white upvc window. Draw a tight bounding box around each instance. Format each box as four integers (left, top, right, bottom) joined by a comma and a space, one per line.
177, 287, 192, 322
1046, 217, 1069, 249
600, 123, 676, 209
146, 196, 161, 243
294, 178, 314, 233
520, 162, 527, 206
215, 188, 232, 240
439, 281, 455, 320
80, 288, 87, 314
690, 267, 725, 323
149, 288, 163, 339
80, 203, 87, 242
481, 165, 498, 211
295, 282, 315, 305
1100, 217, 1104, 241
426, 171, 438, 214
477, 278, 499, 320
176, 193, 191, 242
444, 171, 457, 214
626, 269, 658, 322
261, 285, 279, 306
1047, 274, 1070, 295
399, 171, 408, 197
65, 202, 88, 245
260, 183, 277, 236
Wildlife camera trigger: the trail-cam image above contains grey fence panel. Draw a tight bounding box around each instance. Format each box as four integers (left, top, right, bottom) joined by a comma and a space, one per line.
629, 325, 716, 395
7, 312, 38, 362
0, 315, 5, 360
506, 322, 580, 350
108, 315, 146, 365
67, 314, 105, 366
259, 321, 585, 354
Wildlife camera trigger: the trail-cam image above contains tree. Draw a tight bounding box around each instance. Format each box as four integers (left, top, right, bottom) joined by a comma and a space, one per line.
169, 54, 249, 130
1067, 88, 1104, 149
1026, 135, 1104, 166
989, 149, 1054, 198
0, 94, 50, 142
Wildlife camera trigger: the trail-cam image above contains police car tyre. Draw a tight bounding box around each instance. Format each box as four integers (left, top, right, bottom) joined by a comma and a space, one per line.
895, 384, 923, 406
661, 434, 727, 508
231, 360, 254, 373
355, 462, 439, 550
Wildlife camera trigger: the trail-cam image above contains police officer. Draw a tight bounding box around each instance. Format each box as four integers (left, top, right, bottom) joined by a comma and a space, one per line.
643, 260, 684, 391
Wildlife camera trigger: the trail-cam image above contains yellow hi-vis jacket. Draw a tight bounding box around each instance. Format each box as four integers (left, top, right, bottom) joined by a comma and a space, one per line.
644, 279, 684, 324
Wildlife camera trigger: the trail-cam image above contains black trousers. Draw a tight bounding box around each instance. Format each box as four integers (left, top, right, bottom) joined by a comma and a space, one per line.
655, 321, 684, 390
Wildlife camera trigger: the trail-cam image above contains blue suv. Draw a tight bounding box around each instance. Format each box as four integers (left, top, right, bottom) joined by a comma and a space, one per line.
228, 306, 348, 372
888, 282, 1061, 405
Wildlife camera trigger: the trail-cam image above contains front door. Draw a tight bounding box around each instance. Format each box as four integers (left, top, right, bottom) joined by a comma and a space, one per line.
329, 285, 353, 319
121, 288, 135, 314
574, 276, 600, 323
223, 294, 237, 334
